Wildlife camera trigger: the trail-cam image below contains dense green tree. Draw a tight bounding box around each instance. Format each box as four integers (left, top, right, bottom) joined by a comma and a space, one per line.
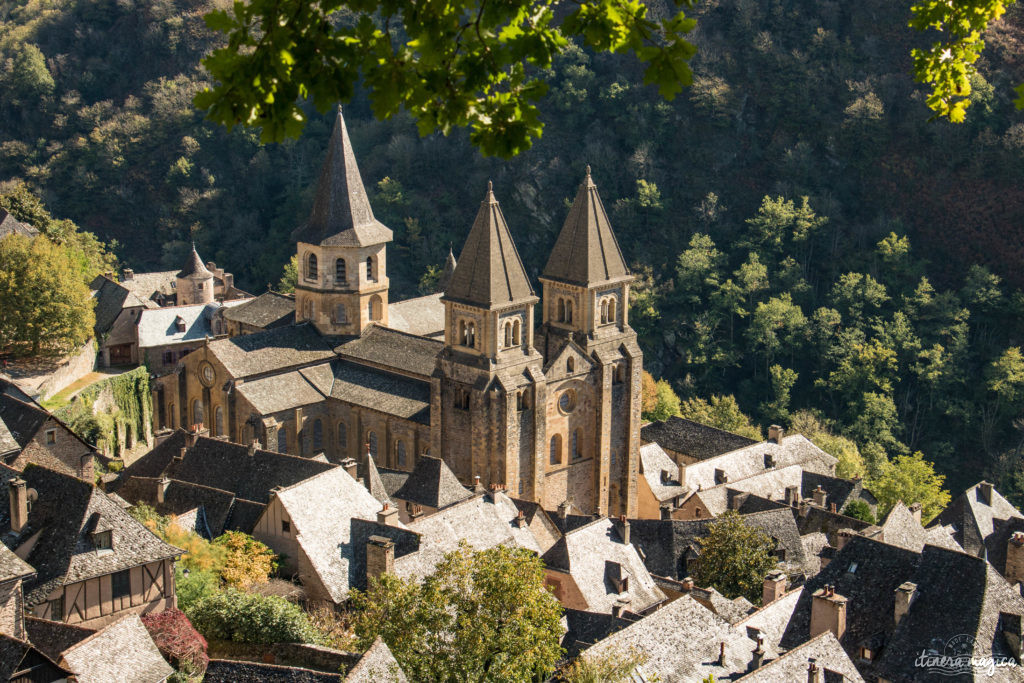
842, 499, 877, 525
278, 255, 298, 294
641, 371, 682, 422
678, 395, 762, 441
872, 452, 952, 522
350, 543, 564, 682
692, 511, 778, 604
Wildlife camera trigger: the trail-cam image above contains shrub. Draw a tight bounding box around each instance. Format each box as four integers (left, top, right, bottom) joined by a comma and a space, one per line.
175, 568, 220, 613
141, 608, 209, 675
185, 588, 320, 645
842, 499, 876, 524
213, 531, 278, 590
163, 522, 227, 574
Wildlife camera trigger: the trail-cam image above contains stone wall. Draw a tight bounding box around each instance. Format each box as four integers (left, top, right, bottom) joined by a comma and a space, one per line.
36, 340, 96, 400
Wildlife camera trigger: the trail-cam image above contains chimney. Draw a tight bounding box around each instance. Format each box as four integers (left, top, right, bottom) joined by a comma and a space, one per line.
751, 635, 766, 670
830, 502, 837, 514
157, 476, 171, 504
377, 503, 399, 526
515, 509, 527, 528
678, 462, 686, 489
807, 657, 822, 683
366, 535, 394, 580
810, 585, 847, 640
558, 501, 569, 520
186, 428, 199, 447
474, 475, 485, 494
1007, 532, 1024, 585
681, 576, 694, 592
768, 425, 784, 443
785, 486, 800, 507
611, 596, 631, 619
894, 581, 917, 626
660, 504, 672, 520
980, 481, 994, 506
341, 458, 359, 480
908, 501, 922, 525
836, 529, 854, 551
812, 485, 827, 508
718, 641, 726, 666
248, 439, 259, 456
8, 478, 28, 533
123, 268, 134, 280
617, 515, 631, 545
762, 570, 787, 606
799, 500, 811, 518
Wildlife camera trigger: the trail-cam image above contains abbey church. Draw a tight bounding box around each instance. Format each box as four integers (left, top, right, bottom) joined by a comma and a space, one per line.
153, 110, 643, 517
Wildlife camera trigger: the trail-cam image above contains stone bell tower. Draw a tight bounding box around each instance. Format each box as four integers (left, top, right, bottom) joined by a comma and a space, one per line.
292, 108, 392, 336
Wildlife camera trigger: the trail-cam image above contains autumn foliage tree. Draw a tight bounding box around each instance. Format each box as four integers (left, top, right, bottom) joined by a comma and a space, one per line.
214, 531, 279, 590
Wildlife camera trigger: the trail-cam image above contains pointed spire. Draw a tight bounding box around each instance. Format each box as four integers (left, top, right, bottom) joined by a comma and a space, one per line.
543, 167, 629, 286
438, 245, 457, 292
177, 243, 213, 279
292, 109, 393, 247
443, 183, 535, 308
364, 451, 392, 506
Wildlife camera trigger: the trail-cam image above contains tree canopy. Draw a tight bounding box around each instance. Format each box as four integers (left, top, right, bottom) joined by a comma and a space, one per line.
692, 511, 778, 604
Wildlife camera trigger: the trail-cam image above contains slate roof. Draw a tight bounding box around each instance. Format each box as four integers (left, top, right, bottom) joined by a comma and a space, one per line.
292, 109, 392, 248
336, 325, 442, 379
91, 276, 151, 336
222, 291, 296, 330
0, 539, 35, 582
390, 456, 472, 510
736, 631, 865, 682
694, 466, 804, 516
345, 636, 408, 682
582, 594, 757, 681
376, 467, 410, 500
561, 608, 636, 660
876, 501, 931, 552
394, 492, 540, 582
115, 475, 236, 538
684, 434, 837, 492
387, 294, 445, 338
0, 633, 69, 682
542, 168, 630, 286
641, 416, 758, 461
236, 367, 327, 415
930, 481, 1024, 559
25, 616, 95, 662
59, 613, 172, 683
801, 470, 877, 512
0, 208, 39, 238
204, 659, 343, 682
438, 248, 457, 292
318, 361, 431, 424
542, 518, 666, 615
0, 465, 181, 606
119, 270, 179, 303
271, 467, 398, 603
362, 454, 392, 506
0, 391, 48, 455
206, 323, 335, 379
639, 442, 686, 503
732, 586, 804, 656
136, 300, 246, 349
177, 244, 213, 279
443, 183, 535, 308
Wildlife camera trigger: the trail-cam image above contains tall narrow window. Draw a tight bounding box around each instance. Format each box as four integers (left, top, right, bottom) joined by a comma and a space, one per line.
369, 295, 383, 321
335, 258, 347, 284
214, 406, 224, 437
277, 427, 288, 453
572, 429, 582, 460
336, 304, 348, 323
307, 253, 318, 280
112, 569, 130, 599
600, 299, 608, 324
466, 322, 476, 348
608, 297, 616, 322
459, 320, 467, 346
368, 431, 378, 458
192, 399, 204, 428
557, 299, 566, 322
513, 320, 521, 346
169, 404, 176, 429
312, 419, 323, 451
397, 441, 407, 466
566, 300, 574, 324
567, 357, 575, 373
504, 322, 512, 348
366, 256, 375, 282
550, 435, 563, 465
338, 421, 348, 448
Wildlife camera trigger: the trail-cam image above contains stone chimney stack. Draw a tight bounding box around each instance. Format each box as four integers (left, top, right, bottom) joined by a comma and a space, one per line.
377, 503, 399, 526
617, 515, 631, 545
836, 529, 854, 551
807, 657, 822, 683
515, 509, 527, 528
681, 577, 694, 592
894, 581, 917, 626
1007, 532, 1024, 585
186, 428, 199, 448
908, 502, 923, 525
366, 536, 394, 580
176, 447, 187, 461
157, 476, 171, 504
340, 458, 359, 480
611, 596, 631, 619
8, 478, 28, 533
248, 439, 259, 456
474, 475, 485, 494
558, 500, 570, 520
810, 585, 847, 640
980, 481, 994, 506
762, 570, 788, 606
751, 635, 766, 670
123, 268, 134, 280
812, 485, 827, 508
717, 641, 726, 666
768, 425, 784, 443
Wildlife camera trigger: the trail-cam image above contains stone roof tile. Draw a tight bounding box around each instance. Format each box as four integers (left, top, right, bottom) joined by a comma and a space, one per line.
222, 290, 296, 329
336, 324, 442, 379
344, 636, 408, 682
206, 323, 335, 378
59, 613, 173, 683
391, 456, 472, 510
641, 416, 758, 462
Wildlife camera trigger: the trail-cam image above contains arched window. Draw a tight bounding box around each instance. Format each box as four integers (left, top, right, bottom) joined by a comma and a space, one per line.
397, 441, 407, 467
312, 419, 323, 451
366, 256, 375, 282
459, 320, 467, 346
567, 357, 575, 373
513, 320, 521, 346
572, 428, 582, 460
192, 399, 204, 428
566, 300, 574, 324
600, 299, 608, 324
608, 297, 616, 322
369, 294, 382, 322
277, 427, 288, 453
368, 431, 378, 458
336, 304, 348, 323
214, 406, 224, 437
504, 321, 512, 348
550, 434, 563, 465
307, 253, 318, 280
466, 322, 476, 348
557, 299, 565, 322
338, 421, 348, 449
335, 258, 347, 284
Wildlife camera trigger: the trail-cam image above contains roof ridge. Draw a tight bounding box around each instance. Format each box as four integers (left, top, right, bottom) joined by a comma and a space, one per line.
274, 465, 344, 495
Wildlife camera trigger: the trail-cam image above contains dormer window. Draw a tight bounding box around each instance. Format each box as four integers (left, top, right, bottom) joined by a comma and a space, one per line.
93, 530, 112, 551
174, 316, 186, 333
45, 429, 56, 445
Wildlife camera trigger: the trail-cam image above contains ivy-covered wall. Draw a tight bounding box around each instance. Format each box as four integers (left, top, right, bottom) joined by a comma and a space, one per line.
57, 366, 152, 458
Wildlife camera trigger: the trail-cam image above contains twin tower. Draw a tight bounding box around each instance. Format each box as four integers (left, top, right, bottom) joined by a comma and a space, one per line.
294, 110, 642, 517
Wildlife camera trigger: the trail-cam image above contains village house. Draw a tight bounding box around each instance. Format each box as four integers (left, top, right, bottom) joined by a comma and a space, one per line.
0, 388, 95, 481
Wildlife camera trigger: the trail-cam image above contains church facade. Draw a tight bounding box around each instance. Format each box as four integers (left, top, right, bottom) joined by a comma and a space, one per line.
153, 110, 641, 517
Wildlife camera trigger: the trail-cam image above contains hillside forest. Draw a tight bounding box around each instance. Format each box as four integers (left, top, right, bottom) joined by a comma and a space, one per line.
2, 0, 1024, 500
